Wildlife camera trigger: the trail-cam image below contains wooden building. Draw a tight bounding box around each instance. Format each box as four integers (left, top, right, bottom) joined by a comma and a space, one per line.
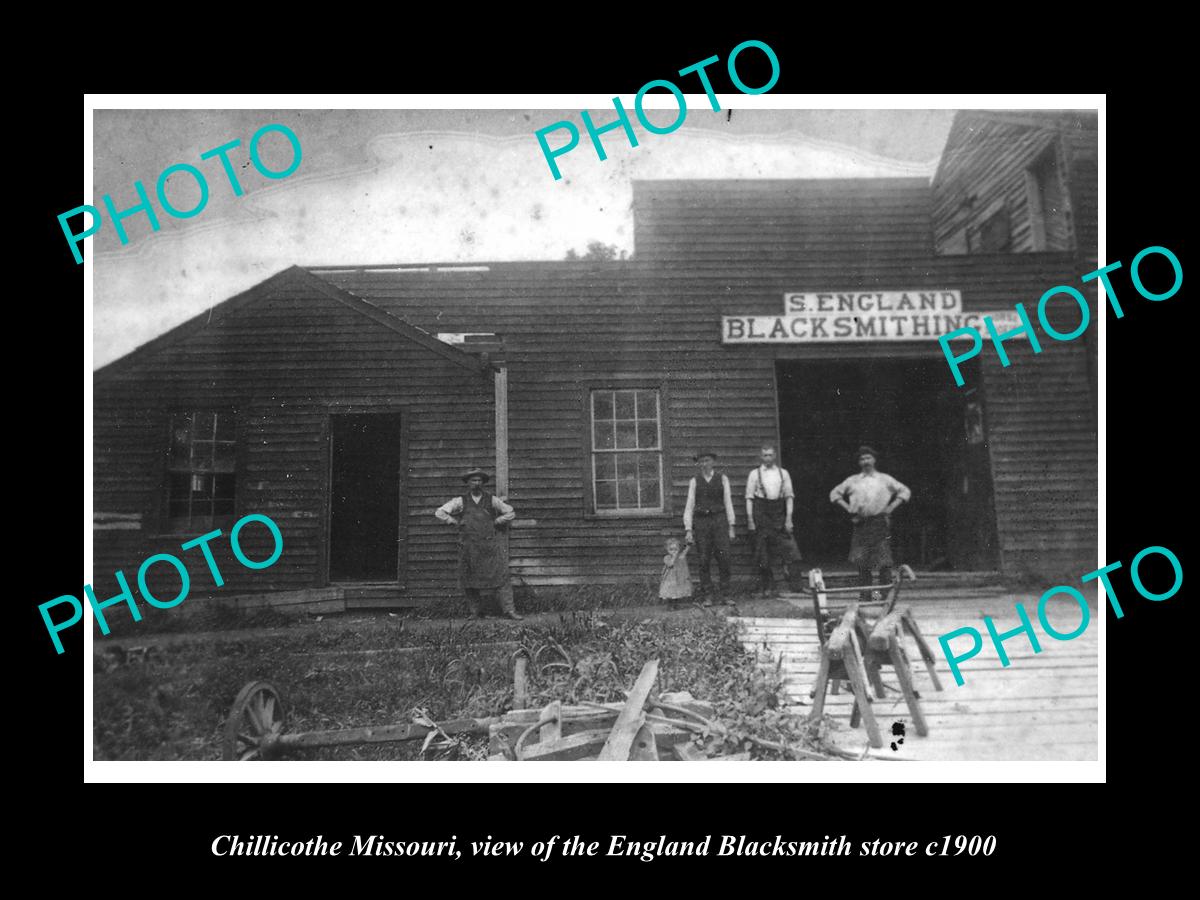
93, 120, 1098, 609
931, 110, 1099, 394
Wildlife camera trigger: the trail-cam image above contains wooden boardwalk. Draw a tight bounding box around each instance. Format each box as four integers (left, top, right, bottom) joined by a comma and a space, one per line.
731, 588, 1098, 761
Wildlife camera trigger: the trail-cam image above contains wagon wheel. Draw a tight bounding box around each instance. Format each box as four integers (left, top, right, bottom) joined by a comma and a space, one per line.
222, 681, 287, 760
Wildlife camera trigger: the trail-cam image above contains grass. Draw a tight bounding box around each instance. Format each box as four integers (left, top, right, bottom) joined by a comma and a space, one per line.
93, 607, 832, 761
97, 578, 796, 638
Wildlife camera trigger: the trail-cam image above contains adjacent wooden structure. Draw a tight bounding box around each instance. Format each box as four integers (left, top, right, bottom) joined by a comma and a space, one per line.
94, 119, 1098, 608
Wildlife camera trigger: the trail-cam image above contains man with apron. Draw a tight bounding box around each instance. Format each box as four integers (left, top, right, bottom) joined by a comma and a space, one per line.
829, 445, 911, 602
744, 444, 799, 598
434, 468, 522, 619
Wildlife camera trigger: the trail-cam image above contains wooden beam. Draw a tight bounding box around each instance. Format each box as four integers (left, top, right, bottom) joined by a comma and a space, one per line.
512, 655, 529, 710
869, 609, 906, 651
598, 660, 660, 760
539, 700, 562, 744
519, 729, 611, 761
842, 635, 883, 749
274, 716, 499, 751
827, 607, 859, 660
889, 638, 929, 737
902, 610, 945, 692
628, 724, 660, 760
494, 366, 509, 497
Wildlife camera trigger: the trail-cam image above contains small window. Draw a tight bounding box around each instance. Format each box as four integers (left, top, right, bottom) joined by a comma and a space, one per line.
1026, 145, 1072, 251
590, 388, 663, 513
165, 411, 237, 532
940, 227, 968, 256
969, 207, 1011, 253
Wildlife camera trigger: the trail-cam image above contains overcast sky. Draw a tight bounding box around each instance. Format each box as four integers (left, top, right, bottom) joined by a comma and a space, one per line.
90, 107, 956, 367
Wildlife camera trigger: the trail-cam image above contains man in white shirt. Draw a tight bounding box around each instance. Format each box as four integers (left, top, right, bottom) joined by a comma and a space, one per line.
745, 444, 798, 597
829, 445, 911, 599
434, 468, 522, 619
683, 451, 736, 604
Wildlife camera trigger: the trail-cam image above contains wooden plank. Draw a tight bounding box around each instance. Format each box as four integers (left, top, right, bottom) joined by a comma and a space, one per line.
842, 633, 882, 749
278, 716, 498, 750
869, 610, 907, 651
519, 729, 611, 761
540, 701, 562, 745
597, 660, 660, 761
629, 724, 660, 761
672, 742, 707, 761
888, 638, 928, 737
512, 655, 529, 710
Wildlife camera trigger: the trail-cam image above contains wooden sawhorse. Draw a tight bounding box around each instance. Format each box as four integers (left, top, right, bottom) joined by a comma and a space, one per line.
806, 567, 944, 749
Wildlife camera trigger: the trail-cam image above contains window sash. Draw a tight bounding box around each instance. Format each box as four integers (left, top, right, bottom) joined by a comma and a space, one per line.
166, 411, 237, 530
590, 389, 663, 513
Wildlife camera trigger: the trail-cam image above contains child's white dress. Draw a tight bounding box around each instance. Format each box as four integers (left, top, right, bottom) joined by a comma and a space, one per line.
659, 546, 693, 601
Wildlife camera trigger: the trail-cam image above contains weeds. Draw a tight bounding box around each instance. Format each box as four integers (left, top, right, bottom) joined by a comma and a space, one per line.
94, 608, 825, 761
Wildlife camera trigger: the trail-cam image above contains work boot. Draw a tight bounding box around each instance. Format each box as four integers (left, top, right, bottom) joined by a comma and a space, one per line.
496, 582, 522, 620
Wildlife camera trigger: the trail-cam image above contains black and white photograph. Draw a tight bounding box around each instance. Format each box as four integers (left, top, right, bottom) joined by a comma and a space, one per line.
82, 98, 1102, 771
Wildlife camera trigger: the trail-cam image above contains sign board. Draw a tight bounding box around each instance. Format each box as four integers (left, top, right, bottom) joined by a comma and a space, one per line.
721, 290, 1024, 343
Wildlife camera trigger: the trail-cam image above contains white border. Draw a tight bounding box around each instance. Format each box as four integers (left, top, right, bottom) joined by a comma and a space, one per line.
83, 93, 1105, 783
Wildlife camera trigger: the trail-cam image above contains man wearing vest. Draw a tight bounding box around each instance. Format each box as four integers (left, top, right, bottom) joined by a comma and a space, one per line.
434, 467, 523, 620
683, 451, 736, 605
745, 444, 798, 598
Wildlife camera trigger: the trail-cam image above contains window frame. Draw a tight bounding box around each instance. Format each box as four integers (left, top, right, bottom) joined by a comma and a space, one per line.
156, 407, 242, 536
967, 202, 1012, 254
582, 382, 673, 519
1024, 139, 1074, 252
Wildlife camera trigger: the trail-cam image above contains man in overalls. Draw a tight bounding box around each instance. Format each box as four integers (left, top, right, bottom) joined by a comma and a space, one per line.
434, 468, 522, 620
744, 444, 798, 598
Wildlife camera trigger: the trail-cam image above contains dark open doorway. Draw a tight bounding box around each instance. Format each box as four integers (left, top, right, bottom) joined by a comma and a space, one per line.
777, 357, 999, 572
328, 413, 404, 582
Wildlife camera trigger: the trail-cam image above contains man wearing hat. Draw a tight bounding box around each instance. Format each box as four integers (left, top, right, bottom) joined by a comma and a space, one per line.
434, 468, 522, 620
829, 446, 911, 600
683, 451, 736, 604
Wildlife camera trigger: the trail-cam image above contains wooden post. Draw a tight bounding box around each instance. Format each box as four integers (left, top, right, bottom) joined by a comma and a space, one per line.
902, 610, 944, 692
494, 364, 513, 610
889, 637, 928, 737
867, 661, 888, 700
844, 635, 883, 749
512, 655, 529, 709
809, 651, 830, 721
539, 700, 562, 744
598, 660, 660, 760
494, 365, 509, 498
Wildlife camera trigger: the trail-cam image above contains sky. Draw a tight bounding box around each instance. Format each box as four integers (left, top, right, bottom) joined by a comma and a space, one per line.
90, 107, 956, 367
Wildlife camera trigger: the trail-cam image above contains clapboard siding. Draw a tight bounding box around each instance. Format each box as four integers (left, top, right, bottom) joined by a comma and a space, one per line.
634, 179, 933, 262
929, 112, 1099, 574
95, 173, 1098, 608
316, 239, 1096, 587
932, 111, 1098, 259
93, 269, 494, 608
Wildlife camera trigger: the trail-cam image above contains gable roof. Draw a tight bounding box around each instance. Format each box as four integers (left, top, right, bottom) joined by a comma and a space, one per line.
95, 265, 487, 380
933, 109, 1099, 187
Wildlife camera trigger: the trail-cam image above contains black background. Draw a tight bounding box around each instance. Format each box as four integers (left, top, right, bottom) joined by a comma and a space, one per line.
23, 27, 1186, 884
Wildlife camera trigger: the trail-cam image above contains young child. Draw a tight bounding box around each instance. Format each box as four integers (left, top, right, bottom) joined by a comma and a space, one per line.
659, 536, 693, 607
